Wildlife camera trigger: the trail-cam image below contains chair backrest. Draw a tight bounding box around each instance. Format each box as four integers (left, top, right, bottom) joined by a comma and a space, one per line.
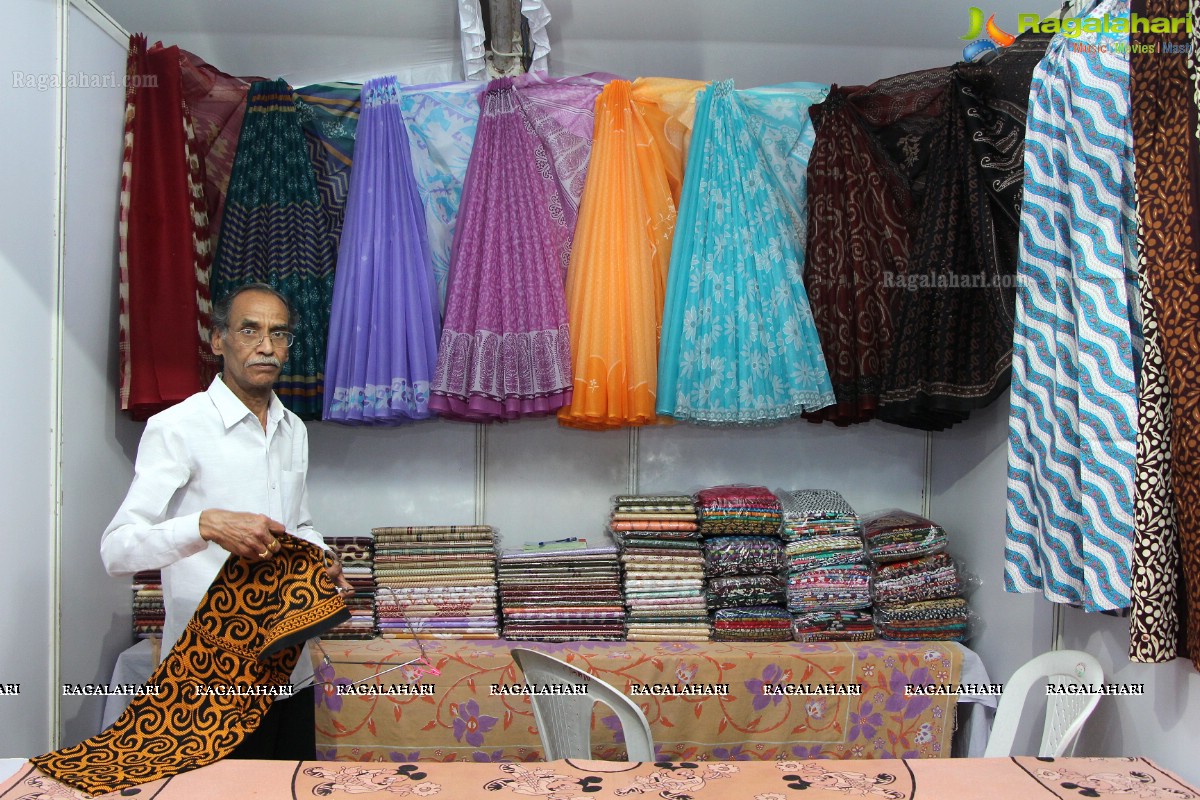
509, 648, 655, 762
983, 649, 1103, 758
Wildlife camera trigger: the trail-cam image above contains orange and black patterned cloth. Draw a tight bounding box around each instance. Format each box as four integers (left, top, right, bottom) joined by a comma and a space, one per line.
30, 536, 348, 796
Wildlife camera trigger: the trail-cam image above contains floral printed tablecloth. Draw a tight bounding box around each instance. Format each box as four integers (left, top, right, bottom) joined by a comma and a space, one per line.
4, 757, 1196, 800
311, 639, 965, 762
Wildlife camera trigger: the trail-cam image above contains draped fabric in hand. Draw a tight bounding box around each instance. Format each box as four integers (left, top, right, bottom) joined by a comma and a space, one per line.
802, 69, 948, 427
1129, 0, 1198, 666
1006, 0, 1142, 612
657, 80, 834, 425
558, 79, 677, 429
294, 82, 361, 259
430, 74, 606, 422
324, 77, 440, 424
213, 79, 336, 419
878, 51, 1045, 430
399, 81, 485, 309
118, 35, 215, 420
29, 537, 348, 796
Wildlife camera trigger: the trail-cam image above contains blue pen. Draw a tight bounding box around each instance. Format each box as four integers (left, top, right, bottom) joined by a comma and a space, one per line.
535, 537, 578, 546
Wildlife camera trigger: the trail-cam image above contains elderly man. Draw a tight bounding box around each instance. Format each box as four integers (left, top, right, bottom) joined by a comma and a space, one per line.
101, 282, 352, 760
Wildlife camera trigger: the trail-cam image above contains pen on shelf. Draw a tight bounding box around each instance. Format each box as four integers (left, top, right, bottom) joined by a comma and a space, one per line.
535, 537, 578, 546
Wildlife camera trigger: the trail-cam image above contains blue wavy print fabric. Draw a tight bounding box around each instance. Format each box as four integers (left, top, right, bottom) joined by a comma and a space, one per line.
1005, 0, 1142, 612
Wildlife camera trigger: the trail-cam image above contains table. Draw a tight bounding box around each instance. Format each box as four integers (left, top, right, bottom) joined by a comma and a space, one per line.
3, 756, 1195, 799
311, 638, 990, 762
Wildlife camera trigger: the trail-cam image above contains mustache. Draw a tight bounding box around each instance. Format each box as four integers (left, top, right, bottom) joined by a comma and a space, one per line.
245, 356, 282, 368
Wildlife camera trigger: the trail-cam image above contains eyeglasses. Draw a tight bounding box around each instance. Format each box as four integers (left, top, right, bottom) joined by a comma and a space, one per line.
230, 328, 295, 348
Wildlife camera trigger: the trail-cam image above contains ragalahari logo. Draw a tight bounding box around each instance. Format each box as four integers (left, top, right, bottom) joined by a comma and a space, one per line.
961, 7, 1016, 61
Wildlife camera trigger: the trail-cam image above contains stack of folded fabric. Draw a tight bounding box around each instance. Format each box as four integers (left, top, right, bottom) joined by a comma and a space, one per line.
321, 536, 377, 639
712, 605, 793, 641
776, 489, 872, 641
863, 511, 968, 642
874, 598, 970, 641
610, 494, 709, 642
499, 544, 625, 641
784, 565, 873, 614
695, 485, 784, 537
790, 610, 875, 642
872, 552, 961, 607
131, 570, 163, 640
372, 525, 500, 639
697, 486, 788, 642
861, 509, 948, 563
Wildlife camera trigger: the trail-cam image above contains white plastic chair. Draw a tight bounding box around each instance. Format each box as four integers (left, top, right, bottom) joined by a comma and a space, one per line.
983, 649, 1103, 757
510, 648, 655, 762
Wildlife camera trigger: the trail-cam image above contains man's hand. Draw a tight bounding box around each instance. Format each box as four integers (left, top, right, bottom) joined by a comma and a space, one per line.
199, 509, 286, 561
323, 552, 355, 597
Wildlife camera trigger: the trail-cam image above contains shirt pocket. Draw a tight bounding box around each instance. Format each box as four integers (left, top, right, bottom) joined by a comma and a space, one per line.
281, 470, 306, 531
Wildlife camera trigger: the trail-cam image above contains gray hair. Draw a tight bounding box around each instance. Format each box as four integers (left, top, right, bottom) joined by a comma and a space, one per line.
211, 283, 295, 333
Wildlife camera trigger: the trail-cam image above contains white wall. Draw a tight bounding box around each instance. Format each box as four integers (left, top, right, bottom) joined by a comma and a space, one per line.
0, 0, 58, 757
307, 417, 928, 547
56, 4, 141, 746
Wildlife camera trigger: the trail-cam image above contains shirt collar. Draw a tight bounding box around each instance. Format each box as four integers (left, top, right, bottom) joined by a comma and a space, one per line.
208, 374, 288, 431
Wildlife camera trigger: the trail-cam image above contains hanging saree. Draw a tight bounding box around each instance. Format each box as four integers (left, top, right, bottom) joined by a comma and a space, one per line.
1006, 0, 1141, 612
1128, 0, 1197, 665
118, 35, 214, 421
802, 69, 950, 427
656, 80, 834, 425
630, 77, 706, 205
878, 48, 1045, 431
558, 79, 676, 429
399, 80, 485, 308
178, 50, 252, 249
30, 537, 348, 796
513, 72, 613, 250
323, 77, 441, 425
294, 82, 361, 260
429, 75, 607, 422
213, 79, 337, 420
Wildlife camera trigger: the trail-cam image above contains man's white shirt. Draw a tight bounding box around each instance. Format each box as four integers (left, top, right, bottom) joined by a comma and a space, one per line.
102, 376, 327, 686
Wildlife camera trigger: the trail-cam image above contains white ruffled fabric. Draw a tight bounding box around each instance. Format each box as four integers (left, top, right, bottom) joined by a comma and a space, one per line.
458, 0, 551, 80
521, 0, 551, 74
457, 0, 487, 81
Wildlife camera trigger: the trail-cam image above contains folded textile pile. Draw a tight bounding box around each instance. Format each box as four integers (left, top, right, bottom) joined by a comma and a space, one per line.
373, 525, 500, 639
873, 597, 970, 641
713, 606, 793, 641
611, 494, 709, 642
499, 544, 625, 641
863, 510, 968, 641
322, 536, 377, 639
872, 552, 961, 607
791, 609, 876, 642
861, 509, 948, 562
777, 489, 872, 640
699, 486, 788, 641
695, 485, 783, 536
786, 565, 873, 612
132, 570, 163, 640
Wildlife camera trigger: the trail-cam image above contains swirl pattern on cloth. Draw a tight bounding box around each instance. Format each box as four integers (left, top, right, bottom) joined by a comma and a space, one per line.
29, 537, 348, 796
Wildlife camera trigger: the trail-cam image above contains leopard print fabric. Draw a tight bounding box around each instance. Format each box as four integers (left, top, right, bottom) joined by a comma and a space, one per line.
1130, 0, 1200, 668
